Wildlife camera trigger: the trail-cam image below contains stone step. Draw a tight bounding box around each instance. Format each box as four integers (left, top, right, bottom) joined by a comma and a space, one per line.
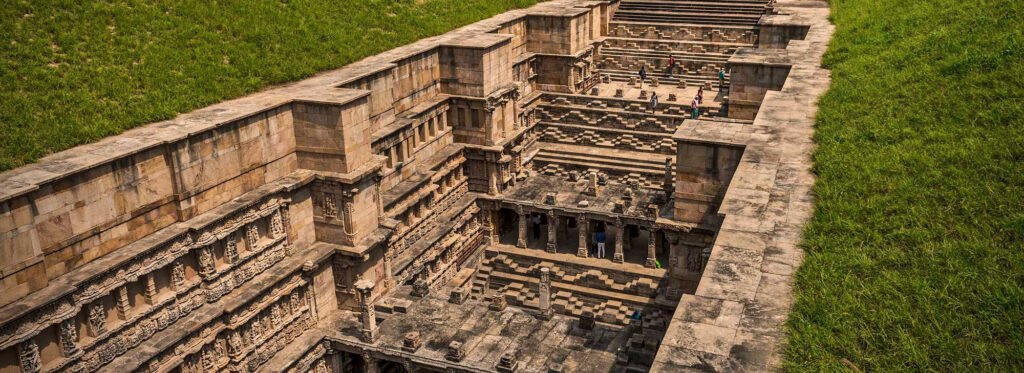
601, 70, 727, 90
618, 3, 766, 16
602, 38, 750, 55
537, 123, 677, 157
600, 47, 732, 61
534, 149, 667, 175
613, 11, 763, 26
609, 21, 760, 44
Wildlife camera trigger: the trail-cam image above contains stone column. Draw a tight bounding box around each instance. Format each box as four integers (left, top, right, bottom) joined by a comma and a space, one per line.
576, 214, 588, 258
116, 285, 131, 320
613, 219, 625, 263
646, 228, 658, 268
383, 246, 395, 291
355, 280, 378, 344
538, 267, 552, 320
363, 352, 381, 373
17, 339, 40, 373
546, 211, 557, 253
517, 207, 528, 248
144, 272, 157, 304
487, 209, 500, 245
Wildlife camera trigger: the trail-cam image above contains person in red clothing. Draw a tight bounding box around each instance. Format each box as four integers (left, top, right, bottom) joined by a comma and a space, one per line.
667, 54, 676, 77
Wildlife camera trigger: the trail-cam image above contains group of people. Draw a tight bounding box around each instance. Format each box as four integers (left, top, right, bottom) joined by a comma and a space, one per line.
527, 216, 661, 268
637, 57, 726, 119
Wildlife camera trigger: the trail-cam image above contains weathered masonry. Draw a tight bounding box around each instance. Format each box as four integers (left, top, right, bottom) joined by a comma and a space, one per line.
0, 0, 831, 372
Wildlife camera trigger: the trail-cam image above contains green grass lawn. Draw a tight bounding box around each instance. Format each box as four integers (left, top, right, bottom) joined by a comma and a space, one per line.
0, 0, 538, 171
785, 0, 1024, 371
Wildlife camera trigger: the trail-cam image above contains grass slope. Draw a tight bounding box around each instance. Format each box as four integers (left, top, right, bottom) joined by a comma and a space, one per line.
0, 0, 538, 171
785, 0, 1024, 370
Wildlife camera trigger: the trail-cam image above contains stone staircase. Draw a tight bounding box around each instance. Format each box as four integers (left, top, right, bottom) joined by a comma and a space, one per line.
599, 0, 773, 90
598, 48, 730, 88
531, 145, 671, 189
613, 1, 766, 26
470, 249, 672, 328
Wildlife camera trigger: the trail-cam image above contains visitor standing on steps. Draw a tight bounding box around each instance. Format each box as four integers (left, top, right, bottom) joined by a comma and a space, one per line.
667, 54, 676, 77
691, 96, 700, 119
718, 68, 726, 90
639, 65, 647, 89
596, 230, 607, 258
697, 86, 704, 104
650, 92, 658, 112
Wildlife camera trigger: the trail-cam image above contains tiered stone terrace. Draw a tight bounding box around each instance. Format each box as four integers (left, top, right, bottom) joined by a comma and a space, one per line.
0, 0, 830, 372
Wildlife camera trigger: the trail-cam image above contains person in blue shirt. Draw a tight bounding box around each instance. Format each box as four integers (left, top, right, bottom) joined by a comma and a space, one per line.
595, 230, 607, 258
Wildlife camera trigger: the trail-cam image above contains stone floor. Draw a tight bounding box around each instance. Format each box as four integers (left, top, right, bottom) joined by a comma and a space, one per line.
320, 288, 653, 373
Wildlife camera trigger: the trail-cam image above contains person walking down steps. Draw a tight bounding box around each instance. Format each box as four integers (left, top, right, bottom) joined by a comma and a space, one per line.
718, 68, 726, 90
691, 96, 701, 119
667, 54, 676, 77
638, 65, 647, 89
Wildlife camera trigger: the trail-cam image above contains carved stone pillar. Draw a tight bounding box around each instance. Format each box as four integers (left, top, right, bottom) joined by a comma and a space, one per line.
538, 267, 552, 320
144, 272, 157, 304
87, 302, 106, 337
546, 211, 557, 253
663, 158, 674, 193
355, 280, 378, 344
342, 190, 357, 240
577, 214, 589, 258
363, 352, 381, 373
116, 285, 131, 320
383, 247, 395, 291
17, 339, 41, 373
482, 208, 498, 245
613, 219, 625, 263
516, 207, 528, 248
646, 228, 658, 268
375, 177, 385, 225
58, 318, 78, 356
